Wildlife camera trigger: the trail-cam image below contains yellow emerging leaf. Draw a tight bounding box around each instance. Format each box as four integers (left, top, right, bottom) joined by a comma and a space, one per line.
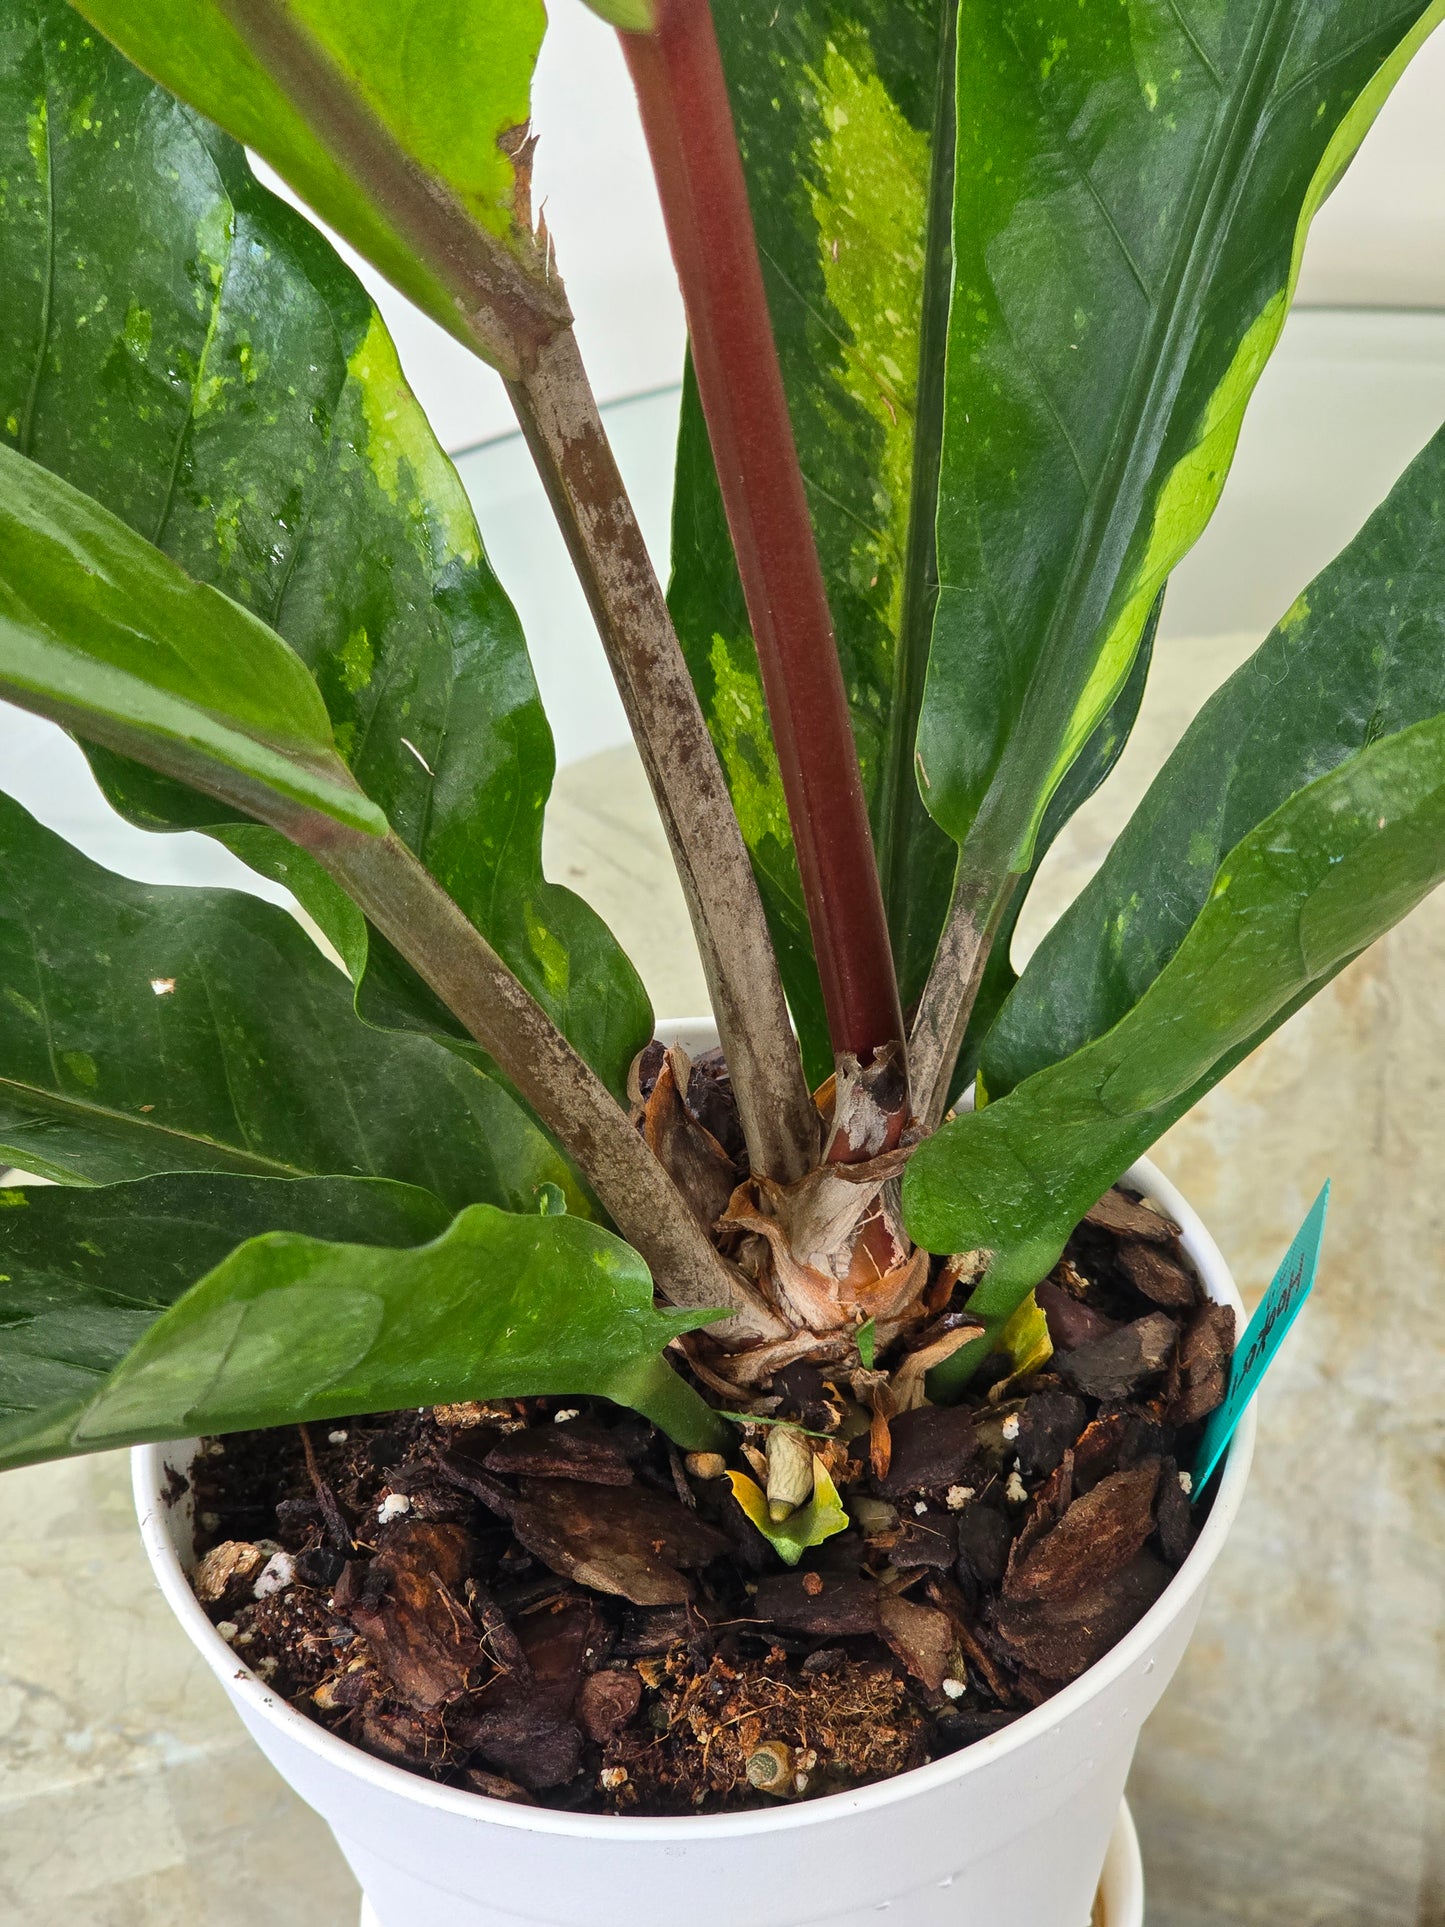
726, 1456, 849, 1567
996, 1290, 1054, 1385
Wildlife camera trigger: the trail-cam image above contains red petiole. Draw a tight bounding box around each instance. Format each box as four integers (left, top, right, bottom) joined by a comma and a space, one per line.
621, 0, 907, 1115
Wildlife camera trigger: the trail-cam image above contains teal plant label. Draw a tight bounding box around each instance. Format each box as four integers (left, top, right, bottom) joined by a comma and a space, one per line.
1193, 1182, 1330, 1496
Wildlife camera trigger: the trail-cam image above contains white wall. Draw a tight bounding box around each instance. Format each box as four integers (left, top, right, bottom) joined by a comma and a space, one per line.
1160, 310, 1445, 644
1296, 28, 1445, 311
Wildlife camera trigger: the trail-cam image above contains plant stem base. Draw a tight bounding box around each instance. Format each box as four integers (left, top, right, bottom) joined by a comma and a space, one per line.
356, 1798, 1143, 1927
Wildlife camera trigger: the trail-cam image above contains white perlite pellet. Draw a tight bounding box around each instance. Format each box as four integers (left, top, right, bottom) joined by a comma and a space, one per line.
253, 1551, 296, 1600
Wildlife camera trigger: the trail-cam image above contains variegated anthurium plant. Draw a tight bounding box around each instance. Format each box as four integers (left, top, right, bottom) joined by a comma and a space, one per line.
1, 0, 1443, 1556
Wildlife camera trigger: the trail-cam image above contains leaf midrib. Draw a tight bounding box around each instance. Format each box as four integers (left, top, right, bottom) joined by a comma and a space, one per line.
877, 0, 958, 952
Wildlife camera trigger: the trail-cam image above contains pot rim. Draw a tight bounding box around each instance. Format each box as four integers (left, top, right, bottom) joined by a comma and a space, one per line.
133, 1148, 1255, 1843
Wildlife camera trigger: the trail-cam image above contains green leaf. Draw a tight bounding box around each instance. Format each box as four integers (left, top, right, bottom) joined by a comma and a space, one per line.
581, 0, 655, 26
0, 444, 383, 837
536, 1181, 568, 1217
856, 1315, 876, 1370
668, 2, 955, 1080
0, 790, 581, 1215
956, 591, 1162, 1100
726, 1458, 849, 1566
0, 3, 652, 1098
0, 1196, 727, 1470
905, 712, 1445, 1303
0, 1171, 449, 1469
68, 0, 554, 363
943, 413, 1445, 1292
918, 0, 1445, 884
997, 1290, 1052, 1378
984, 421, 1445, 1100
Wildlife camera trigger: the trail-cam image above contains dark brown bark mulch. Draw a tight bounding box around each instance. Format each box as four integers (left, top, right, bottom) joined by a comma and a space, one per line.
180, 1186, 1232, 1816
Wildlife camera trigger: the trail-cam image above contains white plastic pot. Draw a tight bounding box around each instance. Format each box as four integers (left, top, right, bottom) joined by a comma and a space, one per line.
133, 1028, 1253, 1927
348, 1802, 1143, 1927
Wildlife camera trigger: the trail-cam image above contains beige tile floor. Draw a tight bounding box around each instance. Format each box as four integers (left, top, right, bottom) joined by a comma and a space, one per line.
2, 631, 1442, 1924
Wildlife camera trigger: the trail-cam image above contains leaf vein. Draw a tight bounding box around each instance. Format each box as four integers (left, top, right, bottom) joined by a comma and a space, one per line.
1010, 19, 1156, 305
1264, 8, 1420, 126
151, 169, 236, 548
1160, 0, 1227, 91
0, 1075, 309, 1176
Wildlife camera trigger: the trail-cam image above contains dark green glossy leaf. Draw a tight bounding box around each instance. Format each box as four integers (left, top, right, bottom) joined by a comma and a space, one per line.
0, 444, 383, 836
983, 424, 1445, 1098
1, 1195, 727, 1469
0, 1171, 449, 1469
919, 0, 1444, 884
68, 0, 549, 356
0, 791, 581, 1214
0, 2, 651, 1098
913, 419, 1445, 1365
904, 713, 1445, 1309
668, 1, 954, 1079
957, 591, 1161, 1099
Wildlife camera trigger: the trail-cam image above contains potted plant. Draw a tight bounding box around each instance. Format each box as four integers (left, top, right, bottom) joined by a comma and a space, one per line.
1, 0, 1441, 1920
